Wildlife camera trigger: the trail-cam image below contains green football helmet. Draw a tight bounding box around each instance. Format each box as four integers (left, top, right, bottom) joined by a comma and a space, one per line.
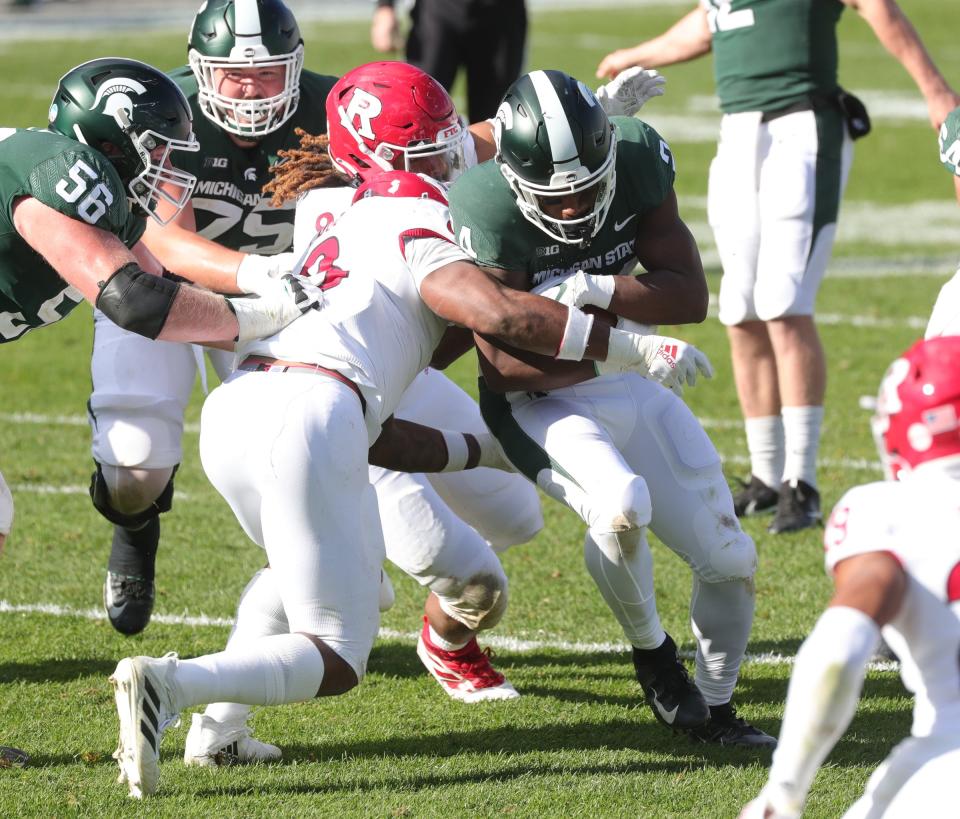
494, 69, 617, 245
48, 58, 200, 225
188, 0, 304, 138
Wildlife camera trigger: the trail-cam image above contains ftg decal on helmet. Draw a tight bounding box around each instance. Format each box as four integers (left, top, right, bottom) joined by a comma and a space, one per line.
48, 58, 200, 225
188, 0, 304, 138
326, 61, 467, 185
871, 336, 960, 480
495, 69, 617, 246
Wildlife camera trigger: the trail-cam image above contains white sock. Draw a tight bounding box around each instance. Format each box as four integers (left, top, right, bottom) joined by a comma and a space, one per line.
584, 527, 665, 650
744, 415, 784, 489
427, 624, 469, 652
781, 405, 824, 488
172, 633, 324, 709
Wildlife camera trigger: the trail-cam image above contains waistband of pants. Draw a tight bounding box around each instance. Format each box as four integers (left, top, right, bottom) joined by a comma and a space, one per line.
237, 355, 365, 412
760, 93, 836, 123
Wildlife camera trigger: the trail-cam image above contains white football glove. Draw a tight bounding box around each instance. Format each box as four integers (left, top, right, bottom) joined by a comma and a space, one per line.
473, 431, 517, 473
595, 66, 666, 118
533, 270, 617, 310
235, 252, 299, 296
0, 469, 13, 555
600, 329, 713, 394
228, 273, 323, 344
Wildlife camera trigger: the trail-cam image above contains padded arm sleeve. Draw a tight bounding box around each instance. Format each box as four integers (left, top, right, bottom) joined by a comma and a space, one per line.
95, 263, 180, 340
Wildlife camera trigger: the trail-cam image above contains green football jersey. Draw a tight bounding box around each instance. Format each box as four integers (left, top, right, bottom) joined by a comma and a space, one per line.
169, 67, 337, 254
448, 117, 675, 288
703, 0, 843, 114
0, 127, 145, 343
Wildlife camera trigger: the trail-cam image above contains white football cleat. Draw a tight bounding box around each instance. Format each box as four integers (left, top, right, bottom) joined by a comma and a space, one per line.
110, 653, 181, 798
183, 713, 282, 767
415, 617, 520, 703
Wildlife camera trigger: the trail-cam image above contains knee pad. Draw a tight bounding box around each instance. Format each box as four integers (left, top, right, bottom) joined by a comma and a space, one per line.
700, 529, 757, 584
89, 462, 177, 528
592, 475, 651, 535
434, 567, 509, 632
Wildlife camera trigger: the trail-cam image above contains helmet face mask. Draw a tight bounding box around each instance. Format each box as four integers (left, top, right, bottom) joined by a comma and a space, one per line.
326, 61, 467, 186
48, 58, 200, 225
188, 0, 304, 138
495, 70, 617, 246
871, 336, 960, 480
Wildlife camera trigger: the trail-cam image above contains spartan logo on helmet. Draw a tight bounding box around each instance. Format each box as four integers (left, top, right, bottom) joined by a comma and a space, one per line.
48, 58, 200, 225
188, 0, 305, 138
495, 70, 617, 246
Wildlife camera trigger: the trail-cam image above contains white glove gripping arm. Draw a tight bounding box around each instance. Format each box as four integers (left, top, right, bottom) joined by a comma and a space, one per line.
596, 66, 667, 118
0, 469, 13, 536
228, 273, 322, 344
235, 252, 298, 295
551, 271, 617, 310
753, 606, 881, 819
439, 431, 515, 473
600, 329, 714, 393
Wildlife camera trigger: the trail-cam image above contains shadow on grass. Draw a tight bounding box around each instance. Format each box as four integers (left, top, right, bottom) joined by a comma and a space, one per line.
0, 657, 118, 683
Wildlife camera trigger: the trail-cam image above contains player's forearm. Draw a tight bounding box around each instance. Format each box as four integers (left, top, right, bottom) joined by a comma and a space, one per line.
851, 0, 954, 101
476, 337, 598, 393
608, 270, 709, 326
615, 9, 712, 70
764, 606, 879, 814
369, 418, 507, 473
143, 221, 246, 294
155, 288, 238, 344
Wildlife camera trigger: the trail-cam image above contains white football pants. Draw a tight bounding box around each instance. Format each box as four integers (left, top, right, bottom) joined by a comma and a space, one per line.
482, 373, 757, 705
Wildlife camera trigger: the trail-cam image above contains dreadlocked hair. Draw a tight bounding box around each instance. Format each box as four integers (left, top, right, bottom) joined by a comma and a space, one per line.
263, 128, 344, 208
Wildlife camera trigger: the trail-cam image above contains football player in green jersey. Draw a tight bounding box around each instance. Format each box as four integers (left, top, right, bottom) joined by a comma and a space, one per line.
448, 69, 773, 748
87, 0, 339, 644
926, 105, 960, 339
0, 56, 317, 570
598, 0, 960, 534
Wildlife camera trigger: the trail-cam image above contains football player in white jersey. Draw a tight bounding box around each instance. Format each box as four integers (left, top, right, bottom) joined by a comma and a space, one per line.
109, 170, 706, 798
741, 335, 960, 819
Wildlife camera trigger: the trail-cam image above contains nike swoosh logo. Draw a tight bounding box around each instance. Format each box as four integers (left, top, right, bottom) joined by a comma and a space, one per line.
654, 699, 679, 724
613, 214, 636, 232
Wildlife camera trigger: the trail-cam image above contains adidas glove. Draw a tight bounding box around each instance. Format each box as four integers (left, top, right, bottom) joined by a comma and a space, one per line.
600, 329, 714, 394
235, 252, 299, 296
596, 66, 666, 118
228, 273, 323, 344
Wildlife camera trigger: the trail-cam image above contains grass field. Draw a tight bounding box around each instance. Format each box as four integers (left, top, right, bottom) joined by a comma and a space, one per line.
0, 2, 957, 815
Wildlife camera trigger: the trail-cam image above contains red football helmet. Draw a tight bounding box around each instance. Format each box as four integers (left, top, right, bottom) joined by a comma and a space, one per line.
872, 336, 960, 479
326, 61, 467, 184
351, 170, 449, 206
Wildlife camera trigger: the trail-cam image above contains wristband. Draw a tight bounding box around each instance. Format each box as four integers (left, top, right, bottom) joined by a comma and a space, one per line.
556, 306, 595, 361
440, 431, 470, 472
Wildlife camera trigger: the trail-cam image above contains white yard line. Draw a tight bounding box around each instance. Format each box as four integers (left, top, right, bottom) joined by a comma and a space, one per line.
0, 599, 899, 672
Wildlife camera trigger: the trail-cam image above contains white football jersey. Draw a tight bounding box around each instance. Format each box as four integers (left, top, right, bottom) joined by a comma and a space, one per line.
240, 194, 469, 441
293, 186, 353, 257
925, 268, 960, 338
824, 472, 960, 738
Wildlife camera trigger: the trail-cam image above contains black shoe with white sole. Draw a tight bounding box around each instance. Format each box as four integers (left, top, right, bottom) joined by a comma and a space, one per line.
687, 702, 777, 749
732, 475, 779, 517
632, 634, 709, 730
104, 572, 155, 636
768, 479, 822, 534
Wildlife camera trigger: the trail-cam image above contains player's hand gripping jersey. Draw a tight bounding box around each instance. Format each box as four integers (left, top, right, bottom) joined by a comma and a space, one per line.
0, 128, 145, 341
824, 476, 960, 737
241, 190, 470, 440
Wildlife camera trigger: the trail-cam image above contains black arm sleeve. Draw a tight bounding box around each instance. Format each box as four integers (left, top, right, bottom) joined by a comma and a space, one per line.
95, 262, 180, 340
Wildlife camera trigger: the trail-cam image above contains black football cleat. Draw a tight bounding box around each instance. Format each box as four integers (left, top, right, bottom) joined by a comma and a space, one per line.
633, 634, 710, 730
768, 479, 822, 534
688, 702, 777, 749
104, 572, 155, 636
732, 475, 779, 517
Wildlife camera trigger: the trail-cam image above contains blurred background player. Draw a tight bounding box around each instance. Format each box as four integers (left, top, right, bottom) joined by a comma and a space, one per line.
597, 0, 960, 533
370, 0, 527, 122
448, 69, 772, 748
87, 0, 337, 637
741, 336, 960, 818
928, 105, 960, 339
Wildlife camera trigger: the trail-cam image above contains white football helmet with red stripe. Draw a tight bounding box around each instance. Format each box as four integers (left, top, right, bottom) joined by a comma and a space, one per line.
872, 336, 960, 479
326, 61, 467, 185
